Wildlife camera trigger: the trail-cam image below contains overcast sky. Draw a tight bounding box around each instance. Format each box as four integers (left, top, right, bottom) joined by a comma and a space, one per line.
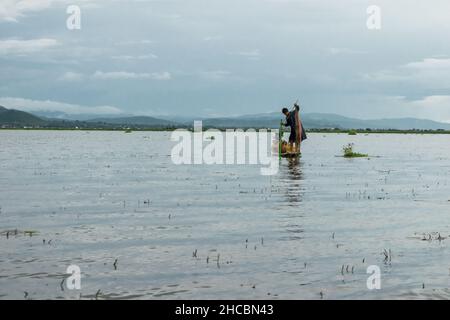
1, 0, 450, 121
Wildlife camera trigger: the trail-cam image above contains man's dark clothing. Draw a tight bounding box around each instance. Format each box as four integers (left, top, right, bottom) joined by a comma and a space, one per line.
284, 112, 297, 143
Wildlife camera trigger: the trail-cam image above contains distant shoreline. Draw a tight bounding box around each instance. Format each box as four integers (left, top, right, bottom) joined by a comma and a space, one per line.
2, 128, 450, 134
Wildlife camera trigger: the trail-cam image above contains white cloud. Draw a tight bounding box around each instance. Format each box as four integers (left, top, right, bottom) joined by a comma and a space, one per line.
362, 57, 450, 88
151, 71, 171, 80
329, 47, 367, 55
0, 0, 104, 22
0, 38, 59, 54
405, 58, 450, 70
92, 70, 171, 80
59, 71, 83, 81
0, 0, 53, 22
409, 95, 450, 109
386, 95, 450, 123
203, 35, 222, 42
200, 70, 231, 80
0, 97, 123, 115
231, 49, 261, 60
111, 54, 158, 60
115, 39, 153, 46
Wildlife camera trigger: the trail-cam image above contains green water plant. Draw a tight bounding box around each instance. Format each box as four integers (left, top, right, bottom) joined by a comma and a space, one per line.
348, 129, 357, 135
24, 230, 39, 237
124, 129, 132, 133
342, 143, 368, 158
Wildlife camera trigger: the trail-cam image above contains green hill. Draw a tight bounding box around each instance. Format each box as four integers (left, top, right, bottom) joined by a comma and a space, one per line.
0, 106, 46, 126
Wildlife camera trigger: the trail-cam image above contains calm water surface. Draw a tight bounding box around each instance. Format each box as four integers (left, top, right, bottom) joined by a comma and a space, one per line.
1, 131, 450, 299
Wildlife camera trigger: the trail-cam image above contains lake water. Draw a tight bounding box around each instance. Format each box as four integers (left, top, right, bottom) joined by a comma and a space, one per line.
1, 130, 450, 300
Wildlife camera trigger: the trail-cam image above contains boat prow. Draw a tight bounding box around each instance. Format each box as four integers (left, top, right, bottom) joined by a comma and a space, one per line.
280, 152, 301, 158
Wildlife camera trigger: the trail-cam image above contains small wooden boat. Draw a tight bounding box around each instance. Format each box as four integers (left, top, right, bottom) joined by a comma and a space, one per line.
281, 150, 301, 158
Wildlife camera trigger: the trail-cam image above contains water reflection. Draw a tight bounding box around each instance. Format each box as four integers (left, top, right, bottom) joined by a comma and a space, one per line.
275, 157, 306, 242
282, 157, 304, 205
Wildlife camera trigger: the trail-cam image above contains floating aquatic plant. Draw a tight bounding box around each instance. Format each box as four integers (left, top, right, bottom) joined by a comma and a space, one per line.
342, 143, 368, 158
24, 230, 39, 237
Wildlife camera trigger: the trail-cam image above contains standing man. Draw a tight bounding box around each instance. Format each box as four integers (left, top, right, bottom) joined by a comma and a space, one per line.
282, 107, 298, 152
282, 102, 307, 153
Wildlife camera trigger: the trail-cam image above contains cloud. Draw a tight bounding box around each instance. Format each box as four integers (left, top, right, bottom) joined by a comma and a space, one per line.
328, 48, 367, 55
114, 39, 153, 46
2, 0, 450, 120
0, 0, 100, 22
0, 38, 59, 54
59, 71, 83, 81
111, 54, 158, 60
385, 95, 450, 123
231, 49, 261, 60
92, 70, 171, 80
200, 70, 231, 80
0, 0, 53, 22
0, 97, 123, 115
150, 71, 171, 80
409, 95, 450, 108
404, 58, 450, 70
362, 57, 450, 88
203, 35, 222, 42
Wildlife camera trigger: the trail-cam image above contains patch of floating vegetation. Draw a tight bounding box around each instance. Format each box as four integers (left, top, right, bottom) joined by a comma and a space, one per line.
342, 143, 368, 158
124, 129, 133, 133
348, 129, 357, 136
24, 230, 39, 236
1, 229, 39, 238
408, 232, 446, 242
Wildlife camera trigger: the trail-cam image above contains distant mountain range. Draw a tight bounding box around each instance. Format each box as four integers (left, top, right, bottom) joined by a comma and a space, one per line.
201, 112, 450, 130
1, 105, 450, 130
0, 106, 178, 129
87, 116, 175, 127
